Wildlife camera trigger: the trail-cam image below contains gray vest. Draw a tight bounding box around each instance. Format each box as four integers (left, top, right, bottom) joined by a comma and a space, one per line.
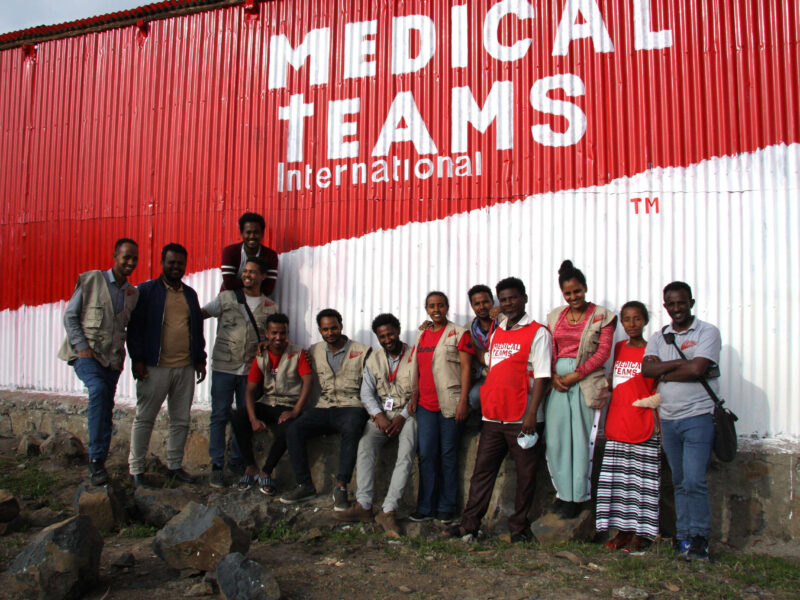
365, 344, 416, 413
57, 270, 139, 371
413, 321, 468, 417
310, 340, 370, 408
211, 290, 278, 372
256, 344, 304, 407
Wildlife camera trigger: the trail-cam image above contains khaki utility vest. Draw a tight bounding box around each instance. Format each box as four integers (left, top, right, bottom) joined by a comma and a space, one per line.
366, 343, 416, 414
211, 291, 278, 372
57, 270, 139, 371
413, 322, 468, 417
546, 304, 617, 409
310, 339, 370, 409
256, 344, 304, 407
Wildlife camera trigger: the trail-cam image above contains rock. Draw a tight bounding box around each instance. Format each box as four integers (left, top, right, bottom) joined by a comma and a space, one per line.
209, 492, 279, 532
298, 527, 323, 542
0, 488, 21, 522
7, 515, 103, 600
133, 486, 200, 528
73, 482, 126, 531
403, 520, 437, 539
531, 509, 595, 544
28, 506, 68, 528
39, 430, 86, 461
152, 502, 250, 572
186, 580, 215, 596
0, 516, 25, 536
613, 586, 649, 599
111, 552, 136, 568
216, 552, 281, 600
17, 434, 42, 457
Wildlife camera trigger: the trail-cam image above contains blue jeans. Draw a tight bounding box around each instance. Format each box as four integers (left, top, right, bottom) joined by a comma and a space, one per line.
416, 405, 463, 515
468, 376, 485, 412
209, 370, 247, 468
73, 357, 121, 462
661, 413, 714, 539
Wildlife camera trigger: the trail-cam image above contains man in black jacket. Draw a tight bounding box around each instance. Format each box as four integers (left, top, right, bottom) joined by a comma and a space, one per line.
126, 243, 206, 487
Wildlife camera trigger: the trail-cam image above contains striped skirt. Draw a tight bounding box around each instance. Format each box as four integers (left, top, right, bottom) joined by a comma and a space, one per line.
595, 436, 661, 539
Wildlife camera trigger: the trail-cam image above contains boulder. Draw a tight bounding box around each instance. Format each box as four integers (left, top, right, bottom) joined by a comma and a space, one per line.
39, 430, 86, 461
27, 507, 69, 528
0, 488, 21, 522
0, 516, 25, 536
531, 509, 595, 544
152, 502, 250, 572
73, 482, 126, 531
209, 493, 280, 533
6, 515, 103, 600
133, 486, 200, 528
216, 552, 281, 600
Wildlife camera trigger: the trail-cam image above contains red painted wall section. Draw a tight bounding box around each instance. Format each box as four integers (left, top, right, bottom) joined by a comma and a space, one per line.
1, 0, 798, 310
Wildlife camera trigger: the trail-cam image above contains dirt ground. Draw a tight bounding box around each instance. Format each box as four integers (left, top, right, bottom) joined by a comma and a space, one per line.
1, 433, 799, 600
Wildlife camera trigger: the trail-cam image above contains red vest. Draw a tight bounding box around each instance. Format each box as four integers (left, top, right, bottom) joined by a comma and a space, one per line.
481, 321, 542, 422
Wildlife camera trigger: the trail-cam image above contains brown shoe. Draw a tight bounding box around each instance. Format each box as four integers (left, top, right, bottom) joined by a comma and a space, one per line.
334, 503, 373, 522
375, 511, 401, 537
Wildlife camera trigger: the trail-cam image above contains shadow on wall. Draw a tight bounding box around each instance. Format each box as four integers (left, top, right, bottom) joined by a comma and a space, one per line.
720, 344, 770, 437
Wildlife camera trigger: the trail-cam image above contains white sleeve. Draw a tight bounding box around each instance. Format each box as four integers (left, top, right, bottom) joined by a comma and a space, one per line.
529, 327, 552, 379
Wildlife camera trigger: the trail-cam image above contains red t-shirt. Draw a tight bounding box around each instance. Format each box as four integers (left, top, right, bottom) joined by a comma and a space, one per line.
417, 328, 474, 412
604, 341, 658, 443
247, 349, 312, 384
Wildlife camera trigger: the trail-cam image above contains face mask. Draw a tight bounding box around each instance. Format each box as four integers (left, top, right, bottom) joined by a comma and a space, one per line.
516, 431, 539, 449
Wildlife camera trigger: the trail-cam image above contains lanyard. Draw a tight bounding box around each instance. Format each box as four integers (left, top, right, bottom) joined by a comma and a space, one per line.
387, 345, 406, 384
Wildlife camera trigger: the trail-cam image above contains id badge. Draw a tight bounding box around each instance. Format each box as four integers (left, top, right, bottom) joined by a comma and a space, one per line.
383, 396, 394, 411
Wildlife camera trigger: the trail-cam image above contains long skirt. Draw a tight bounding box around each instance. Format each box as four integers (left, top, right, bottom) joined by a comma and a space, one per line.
595, 435, 661, 539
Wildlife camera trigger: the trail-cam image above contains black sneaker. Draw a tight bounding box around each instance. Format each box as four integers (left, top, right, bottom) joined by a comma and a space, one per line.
436, 512, 455, 524
333, 485, 349, 511
279, 483, 317, 504
408, 512, 433, 522
560, 501, 580, 519
88, 460, 109, 486
130, 474, 148, 489
209, 466, 225, 489
510, 528, 535, 543
687, 535, 709, 561
447, 524, 477, 538
168, 468, 196, 484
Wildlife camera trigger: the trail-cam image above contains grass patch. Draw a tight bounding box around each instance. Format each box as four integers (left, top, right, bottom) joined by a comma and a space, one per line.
0, 457, 59, 502
118, 524, 158, 538
257, 520, 301, 542
716, 552, 800, 594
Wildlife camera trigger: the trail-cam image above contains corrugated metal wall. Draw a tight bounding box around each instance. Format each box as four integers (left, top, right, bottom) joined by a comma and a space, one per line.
0, 1, 798, 437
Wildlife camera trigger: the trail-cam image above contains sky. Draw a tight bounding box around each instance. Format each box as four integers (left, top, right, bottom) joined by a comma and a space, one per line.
0, 0, 148, 35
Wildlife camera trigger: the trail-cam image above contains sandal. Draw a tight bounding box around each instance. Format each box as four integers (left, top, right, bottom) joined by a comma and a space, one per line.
237, 473, 258, 491
604, 532, 633, 550
258, 475, 277, 496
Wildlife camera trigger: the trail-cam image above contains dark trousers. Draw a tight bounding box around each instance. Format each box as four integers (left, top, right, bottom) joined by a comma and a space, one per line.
230, 404, 292, 474
460, 421, 544, 536
73, 357, 122, 462
286, 406, 368, 487
416, 405, 463, 515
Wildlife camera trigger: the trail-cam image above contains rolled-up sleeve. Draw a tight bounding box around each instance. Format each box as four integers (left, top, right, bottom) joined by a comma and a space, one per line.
360, 365, 383, 417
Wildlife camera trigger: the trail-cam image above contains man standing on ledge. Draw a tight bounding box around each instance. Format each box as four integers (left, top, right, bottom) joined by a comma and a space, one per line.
202, 256, 278, 487
466, 284, 496, 413
221, 212, 279, 297
643, 281, 720, 562
127, 243, 207, 488
58, 238, 140, 486
335, 313, 417, 536
449, 277, 551, 542
280, 309, 371, 508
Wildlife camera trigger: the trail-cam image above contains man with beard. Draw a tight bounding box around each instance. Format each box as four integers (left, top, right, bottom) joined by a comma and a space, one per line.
59, 238, 140, 485
220, 212, 279, 297
466, 284, 496, 413
449, 277, 551, 542
230, 313, 313, 496
202, 257, 278, 487
280, 309, 371, 508
127, 243, 207, 488
335, 314, 416, 536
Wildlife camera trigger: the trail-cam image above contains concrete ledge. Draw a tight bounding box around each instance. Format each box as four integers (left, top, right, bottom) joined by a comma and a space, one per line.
1, 389, 797, 545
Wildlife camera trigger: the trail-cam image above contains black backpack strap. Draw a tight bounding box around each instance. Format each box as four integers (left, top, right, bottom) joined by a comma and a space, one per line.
233, 288, 262, 344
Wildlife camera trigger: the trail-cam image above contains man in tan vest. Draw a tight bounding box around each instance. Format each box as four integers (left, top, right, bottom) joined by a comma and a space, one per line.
280, 309, 371, 508
58, 238, 140, 485
202, 256, 278, 488
230, 313, 313, 495
335, 314, 417, 536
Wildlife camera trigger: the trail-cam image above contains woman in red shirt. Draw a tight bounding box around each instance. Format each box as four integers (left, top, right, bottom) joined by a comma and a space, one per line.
408, 291, 474, 523
545, 260, 616, 519
596, 301, 660, 551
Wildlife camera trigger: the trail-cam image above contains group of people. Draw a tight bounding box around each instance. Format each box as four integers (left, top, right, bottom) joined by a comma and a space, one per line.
59, 212, 721, 561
